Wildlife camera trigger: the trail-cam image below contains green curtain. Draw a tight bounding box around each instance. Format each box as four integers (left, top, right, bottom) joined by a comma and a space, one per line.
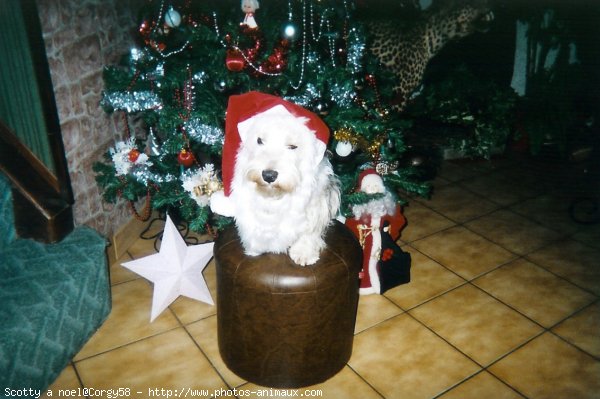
0, 0, 55, 174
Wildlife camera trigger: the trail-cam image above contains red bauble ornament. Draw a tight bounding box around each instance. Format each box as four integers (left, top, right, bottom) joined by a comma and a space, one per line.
258, 39, 290, 74
128, 148, 140, 162
177, 148, 195, 167
139, 19, 153, 38
150, 40, 167, 52
226, 49, 246, 72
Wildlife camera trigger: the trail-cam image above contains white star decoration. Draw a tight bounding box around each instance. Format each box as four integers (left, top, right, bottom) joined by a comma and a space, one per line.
122, 214, 214, 322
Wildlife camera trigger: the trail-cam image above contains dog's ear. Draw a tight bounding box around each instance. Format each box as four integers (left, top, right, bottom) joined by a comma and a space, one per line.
306, 129, 327, 165
313, 137, 327, 163
290, 116, 326, 164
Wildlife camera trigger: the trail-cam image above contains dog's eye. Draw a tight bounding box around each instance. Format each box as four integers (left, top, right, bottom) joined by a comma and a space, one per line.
287, 144, 298, 150
257, 137, 264, 145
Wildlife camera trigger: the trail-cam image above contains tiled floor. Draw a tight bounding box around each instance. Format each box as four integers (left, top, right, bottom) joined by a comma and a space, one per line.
46, 154, 600, 398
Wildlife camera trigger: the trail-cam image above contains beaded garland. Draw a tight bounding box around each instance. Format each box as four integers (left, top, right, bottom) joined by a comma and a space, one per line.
215, 0, 352, 90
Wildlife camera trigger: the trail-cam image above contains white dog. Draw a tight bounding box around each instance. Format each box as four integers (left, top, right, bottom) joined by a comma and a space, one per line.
211, 92, 340, 266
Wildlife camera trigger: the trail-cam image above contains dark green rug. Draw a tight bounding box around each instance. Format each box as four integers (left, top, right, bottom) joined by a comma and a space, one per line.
0, 173, 111, 396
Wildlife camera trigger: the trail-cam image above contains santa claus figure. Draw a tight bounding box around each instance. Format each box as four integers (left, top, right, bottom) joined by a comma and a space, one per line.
345, 169, 407, 295
241, 0, 259, 29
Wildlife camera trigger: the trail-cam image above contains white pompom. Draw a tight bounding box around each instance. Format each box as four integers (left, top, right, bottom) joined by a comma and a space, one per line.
164, 7, 181, 28
210, 190, 236, 217
335, 141, 353, 157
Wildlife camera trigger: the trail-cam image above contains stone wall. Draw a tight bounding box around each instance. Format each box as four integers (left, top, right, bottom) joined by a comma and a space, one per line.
37, 0, 142, 236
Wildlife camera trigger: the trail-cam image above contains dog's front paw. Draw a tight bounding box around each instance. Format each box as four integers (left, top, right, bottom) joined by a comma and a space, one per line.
288, 237, 324, 266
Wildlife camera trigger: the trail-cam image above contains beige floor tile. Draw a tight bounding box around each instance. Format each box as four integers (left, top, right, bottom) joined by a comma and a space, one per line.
438, 371, 525, 399
430, 174, 452, 188
135, 218, 210, 246
410, 285, 542, 366
42, 365, 82, 397
466, 209, 562, 255
68, 155, 600, 399
510, 194, 581, 235
384, 248, 466, 310
309, 366, 383, 399
460, 172, 540, 206
498, 162, 560, 195
473, 258, 596, 327
418, 185, 498, 223
354, 294, 403, 333
552, 301, 600, 358
526, 239, 600, 295
349, 314, 480, 399
186, 315, 246, 388
127, 235, 162, 259
400, 201, 456, 243
571, 224, 600, 250
411, 226, 515, 280
169, 296, 217, 326
170, 259, 218, 324
74, 279, 180, 360
109, 253, 139, 286
489, 332, 600, 399
76, 328, 227, 391
140, 217, 167, 238
240, 366, 383, 398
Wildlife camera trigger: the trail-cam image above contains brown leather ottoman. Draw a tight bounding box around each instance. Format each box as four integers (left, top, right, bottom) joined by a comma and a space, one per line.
214, 221, 362, 388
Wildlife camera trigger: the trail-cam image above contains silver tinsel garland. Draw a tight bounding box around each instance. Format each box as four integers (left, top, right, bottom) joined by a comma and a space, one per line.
284, 83, 321, 108
346, 26, 365, 75
131, 166, 177, 185
330, 82, 356, 108
192, 71, 207, 83
101, 91, 163, 112
184, 118, 224, 145
146, 127, 161, 156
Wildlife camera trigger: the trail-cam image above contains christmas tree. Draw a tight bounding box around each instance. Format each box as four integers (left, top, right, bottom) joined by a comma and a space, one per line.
94, 0, 429, 234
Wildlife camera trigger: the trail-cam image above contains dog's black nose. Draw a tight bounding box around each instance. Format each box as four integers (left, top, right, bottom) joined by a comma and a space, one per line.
262, 169, 278, 184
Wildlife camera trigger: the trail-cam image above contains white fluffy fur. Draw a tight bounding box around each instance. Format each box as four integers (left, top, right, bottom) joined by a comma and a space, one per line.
212, 109, 340, 266
350, 192, 397, 221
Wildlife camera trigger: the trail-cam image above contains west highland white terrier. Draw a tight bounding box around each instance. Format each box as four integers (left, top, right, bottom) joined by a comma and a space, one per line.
211, 92, 340, 266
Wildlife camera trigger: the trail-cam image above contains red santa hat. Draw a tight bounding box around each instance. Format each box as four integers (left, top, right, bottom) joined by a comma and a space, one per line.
221, 91, 330, 196
357, 169, 385, 194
